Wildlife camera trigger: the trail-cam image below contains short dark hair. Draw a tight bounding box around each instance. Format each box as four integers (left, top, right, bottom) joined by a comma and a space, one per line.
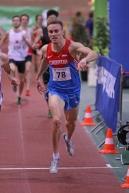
12, 15, 20, 20
47, 9, 59, 18
47, 19, 63, 28
76, 11, 82, 17
35, 14, 42, 21
20, 14, 30, 21
89, 11, 94, 18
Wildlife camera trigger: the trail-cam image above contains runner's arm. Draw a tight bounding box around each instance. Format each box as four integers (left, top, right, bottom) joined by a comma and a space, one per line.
32, 28, 43, 49
36, 45, 48, 81
70, 41, 99, 71
0, 52, 19, 85
23, 33, 32, 49
0, 52, 10, 73
0, 32, 8, 48
35, 45, 49, 94
36, 57, 49, 81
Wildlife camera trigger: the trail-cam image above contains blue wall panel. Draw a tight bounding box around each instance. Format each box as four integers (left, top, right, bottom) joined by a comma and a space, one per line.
109, 0, 129, 71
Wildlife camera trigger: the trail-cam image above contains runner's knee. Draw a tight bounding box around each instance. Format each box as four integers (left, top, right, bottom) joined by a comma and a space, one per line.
25, 67, 30, 74
53, 118, 61, 129
20, 77, 25, 85
66, 120, 76, 129
9, 63, 16, 72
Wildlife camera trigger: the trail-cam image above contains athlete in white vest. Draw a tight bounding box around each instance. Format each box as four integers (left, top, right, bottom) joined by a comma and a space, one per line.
0, 15, 29, 104
8, 28, 26, 61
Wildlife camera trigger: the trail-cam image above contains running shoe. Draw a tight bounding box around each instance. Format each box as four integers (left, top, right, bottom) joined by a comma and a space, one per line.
17, 97, 21, 105
49, 158, 59, 174
12, 84, 17, 92
63, 133, 74, 156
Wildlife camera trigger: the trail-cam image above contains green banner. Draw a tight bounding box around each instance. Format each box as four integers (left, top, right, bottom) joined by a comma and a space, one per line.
0, 6, 59, 31
94, 0, 108, 33
93, 0, 108, 54
94, 0, 107, 19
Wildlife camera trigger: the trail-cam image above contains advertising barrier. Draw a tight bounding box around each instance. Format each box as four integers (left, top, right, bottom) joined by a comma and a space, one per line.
95, 56, 121, 132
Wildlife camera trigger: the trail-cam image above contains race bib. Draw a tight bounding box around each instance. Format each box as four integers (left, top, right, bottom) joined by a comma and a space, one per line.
14, 42, 22, 50
52, 67, 71, 81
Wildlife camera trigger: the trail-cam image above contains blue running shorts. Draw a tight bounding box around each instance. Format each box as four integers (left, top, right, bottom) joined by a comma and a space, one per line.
49, 90, 80, 111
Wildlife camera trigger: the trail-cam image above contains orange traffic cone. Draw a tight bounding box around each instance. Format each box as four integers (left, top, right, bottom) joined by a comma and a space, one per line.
121, 167, 129, 188
99, 128, 118, 154
81, 105, 95, 126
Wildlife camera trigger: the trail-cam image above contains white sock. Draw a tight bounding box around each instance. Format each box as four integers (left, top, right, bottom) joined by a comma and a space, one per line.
53, 152, 60, 160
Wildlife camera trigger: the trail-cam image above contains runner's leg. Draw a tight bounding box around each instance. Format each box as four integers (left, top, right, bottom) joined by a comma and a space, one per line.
65, 107, 78, 140
49, 94, 65, 173
25, 59, 32, 96
49, 94, 65, 154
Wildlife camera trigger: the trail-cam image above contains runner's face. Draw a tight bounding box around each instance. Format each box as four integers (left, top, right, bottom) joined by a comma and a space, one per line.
12, 17, 21, 28
21, 16, 29, 27
48, 24, 63, 43
37, 16, 43, 26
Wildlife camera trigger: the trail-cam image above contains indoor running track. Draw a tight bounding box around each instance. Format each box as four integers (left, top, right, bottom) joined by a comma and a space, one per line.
0, 74, 126, 193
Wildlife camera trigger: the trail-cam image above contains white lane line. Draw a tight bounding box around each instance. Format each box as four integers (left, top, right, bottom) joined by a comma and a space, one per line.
0, 166, 121, 171
18, 106, 32, 193
18, 106, 26, 159
106, 164, 112, 168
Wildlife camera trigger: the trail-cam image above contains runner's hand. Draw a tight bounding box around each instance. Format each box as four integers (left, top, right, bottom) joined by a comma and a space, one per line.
77, 58, 89, 71
36, 80, 44, 94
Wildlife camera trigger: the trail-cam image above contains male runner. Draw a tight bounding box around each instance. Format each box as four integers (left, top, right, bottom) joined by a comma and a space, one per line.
36, 19, 98, 174
0, 15, 29, 104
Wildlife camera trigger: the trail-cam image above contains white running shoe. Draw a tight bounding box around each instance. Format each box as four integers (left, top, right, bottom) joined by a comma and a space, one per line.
49, 158, 59, 174
63, 133, 74, 156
